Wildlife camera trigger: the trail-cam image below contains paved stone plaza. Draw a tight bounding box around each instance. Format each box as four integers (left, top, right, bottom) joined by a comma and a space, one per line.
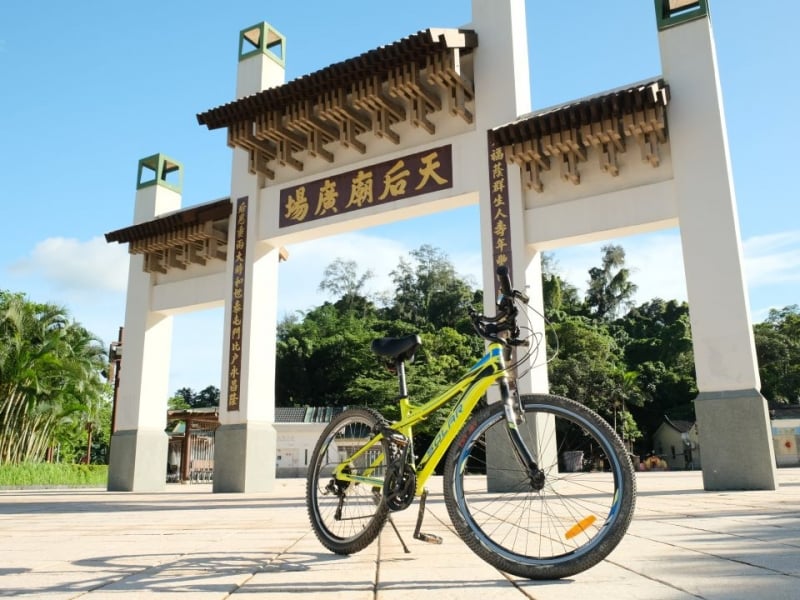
1, 469, 799, 599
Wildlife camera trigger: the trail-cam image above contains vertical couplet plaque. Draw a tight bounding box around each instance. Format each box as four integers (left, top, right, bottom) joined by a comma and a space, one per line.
487, 133, 513, 299
226, 196, 249, 411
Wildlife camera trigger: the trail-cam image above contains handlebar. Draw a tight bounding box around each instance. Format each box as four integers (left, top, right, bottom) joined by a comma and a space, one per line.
497, 265, 514, 300
496, 265, 530, 304
469, 266, 529, 347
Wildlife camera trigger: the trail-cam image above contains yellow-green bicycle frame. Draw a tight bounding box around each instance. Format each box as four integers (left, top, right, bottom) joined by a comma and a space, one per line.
332, 341, 508, 496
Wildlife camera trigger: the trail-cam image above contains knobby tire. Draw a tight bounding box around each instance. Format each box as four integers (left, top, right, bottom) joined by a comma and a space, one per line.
443, 393, 636, 580
306, 407, 390, 554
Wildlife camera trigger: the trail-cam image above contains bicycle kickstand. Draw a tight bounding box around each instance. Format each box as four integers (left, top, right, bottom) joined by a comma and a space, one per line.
386, 515, 411, 554
413, 489, 443, 545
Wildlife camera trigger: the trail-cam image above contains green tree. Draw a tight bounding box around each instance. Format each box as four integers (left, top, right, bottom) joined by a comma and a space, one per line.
541, 253, 583, 321
388, 245, 478, 332
0, 292, 109, 464
276, 247, 484, 421
276, 303, 383, 407
319, 258, 375, 315
193, 386, 220, 408
610, 370, 645, 451
546, 315, 625, 416
169, 386, 220, 409
615, 298, 697, 446
169, 388, 193, 410
585, 244, 637, 321
754, 305, 800, 404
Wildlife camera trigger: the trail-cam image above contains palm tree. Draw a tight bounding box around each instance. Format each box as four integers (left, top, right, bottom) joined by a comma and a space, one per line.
0, 292, 108, 464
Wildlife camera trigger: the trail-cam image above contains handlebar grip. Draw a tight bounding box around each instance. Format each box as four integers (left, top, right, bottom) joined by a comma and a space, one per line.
496, 265, 513, 298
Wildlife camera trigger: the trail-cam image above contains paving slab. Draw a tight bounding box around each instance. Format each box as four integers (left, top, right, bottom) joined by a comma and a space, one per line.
1, 469, 799, 598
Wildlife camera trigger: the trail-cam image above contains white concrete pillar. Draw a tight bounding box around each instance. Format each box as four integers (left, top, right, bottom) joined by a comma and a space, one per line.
470, 0, 551, 490
108, 154, 182, 491
657, 1, 777, 489
213, 23, 286, 492
471, 0, 532, 327
471, 0, 546, 393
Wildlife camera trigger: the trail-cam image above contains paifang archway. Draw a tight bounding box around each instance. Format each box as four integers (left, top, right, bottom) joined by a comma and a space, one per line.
106, 0, 777, 493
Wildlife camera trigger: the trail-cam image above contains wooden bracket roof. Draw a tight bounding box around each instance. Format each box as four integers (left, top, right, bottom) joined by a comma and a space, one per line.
105, 198, 232, 274
197, 28, 478, 179
491, 79, 670, 191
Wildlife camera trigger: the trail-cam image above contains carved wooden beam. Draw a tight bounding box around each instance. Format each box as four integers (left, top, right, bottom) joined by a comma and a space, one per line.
317, 88, 370, 154
351, 76, 406, 144
426, 50, 474, 124
388, 62, 441, 135
285, 100, 338, 163
254, 111, 305, 171
506, 140, 550, 192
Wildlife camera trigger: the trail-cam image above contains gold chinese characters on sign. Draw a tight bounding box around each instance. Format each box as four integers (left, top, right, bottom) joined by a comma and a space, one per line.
227, 196, 248, 412
279, 145, 453, 227
487, 134, 512, 297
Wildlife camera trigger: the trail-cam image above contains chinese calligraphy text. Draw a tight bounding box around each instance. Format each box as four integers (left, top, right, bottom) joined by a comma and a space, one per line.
487, 134, 513, 300
227, 196, 248, 411
280, 145, 453, 228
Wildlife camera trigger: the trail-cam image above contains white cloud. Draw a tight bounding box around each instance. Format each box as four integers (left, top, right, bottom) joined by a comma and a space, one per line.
743, 231, 800, 287
10, 236, 129, 292
4, 236, 130, 347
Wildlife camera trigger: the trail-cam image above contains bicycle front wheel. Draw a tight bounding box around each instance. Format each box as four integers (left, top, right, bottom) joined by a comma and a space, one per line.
443, 393, 635, 580
306, 407, 390, 554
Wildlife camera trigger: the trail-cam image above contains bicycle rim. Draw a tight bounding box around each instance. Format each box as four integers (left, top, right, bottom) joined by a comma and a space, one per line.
306, 408, 390, 554
445, 394, 635, 579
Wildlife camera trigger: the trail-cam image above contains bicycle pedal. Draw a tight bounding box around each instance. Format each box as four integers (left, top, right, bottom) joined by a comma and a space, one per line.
413, 532, 443, 545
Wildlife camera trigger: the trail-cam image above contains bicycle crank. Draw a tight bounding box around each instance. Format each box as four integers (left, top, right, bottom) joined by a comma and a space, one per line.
384, 463, 416, 511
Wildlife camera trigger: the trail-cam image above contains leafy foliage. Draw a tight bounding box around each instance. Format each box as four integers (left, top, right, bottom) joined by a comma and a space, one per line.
387, 245, 482, 335
169, 386, 220, 410
754, 305, 800, 404
0, 291, 110, 465
276, 247, 482, 444
274, 245, 707, 456
612, 299, 697, 441
585, 244, 638, 321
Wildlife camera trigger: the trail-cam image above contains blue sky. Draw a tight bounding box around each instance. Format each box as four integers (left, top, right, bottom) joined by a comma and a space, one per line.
1, 1, 798, 393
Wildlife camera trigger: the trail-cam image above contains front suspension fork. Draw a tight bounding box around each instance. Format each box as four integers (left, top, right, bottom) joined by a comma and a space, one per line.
499, 378, 545, 489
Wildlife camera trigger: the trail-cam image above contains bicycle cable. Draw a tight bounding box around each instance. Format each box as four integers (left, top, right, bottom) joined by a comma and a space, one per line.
505, 294, 560, 382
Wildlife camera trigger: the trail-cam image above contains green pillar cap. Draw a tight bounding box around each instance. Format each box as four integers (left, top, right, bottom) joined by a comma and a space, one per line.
136, 154, 183, 192
239, 22, 285, 66
655, 0, 709, 31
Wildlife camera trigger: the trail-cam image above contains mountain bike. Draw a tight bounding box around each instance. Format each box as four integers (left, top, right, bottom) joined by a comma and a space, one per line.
306, 266, 636, 580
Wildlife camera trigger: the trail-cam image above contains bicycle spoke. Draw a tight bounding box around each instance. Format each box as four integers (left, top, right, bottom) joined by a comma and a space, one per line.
306, 408, 390, 554
444, 395, 635, 579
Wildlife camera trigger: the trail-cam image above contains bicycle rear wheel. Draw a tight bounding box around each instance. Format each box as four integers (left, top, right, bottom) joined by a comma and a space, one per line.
306, 407, 390, 554
443, 393, 635, 580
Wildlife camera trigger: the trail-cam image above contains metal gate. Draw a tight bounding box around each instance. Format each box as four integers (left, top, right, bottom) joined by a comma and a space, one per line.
166, 426, 216, 483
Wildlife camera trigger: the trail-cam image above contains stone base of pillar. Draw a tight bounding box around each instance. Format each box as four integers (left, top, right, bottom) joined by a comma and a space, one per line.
107, 428, 168, 492
695, 389, 778, 491
213, 421, 276, 493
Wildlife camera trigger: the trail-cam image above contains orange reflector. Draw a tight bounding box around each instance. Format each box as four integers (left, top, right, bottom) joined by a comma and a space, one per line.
565, 515, 596, 540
